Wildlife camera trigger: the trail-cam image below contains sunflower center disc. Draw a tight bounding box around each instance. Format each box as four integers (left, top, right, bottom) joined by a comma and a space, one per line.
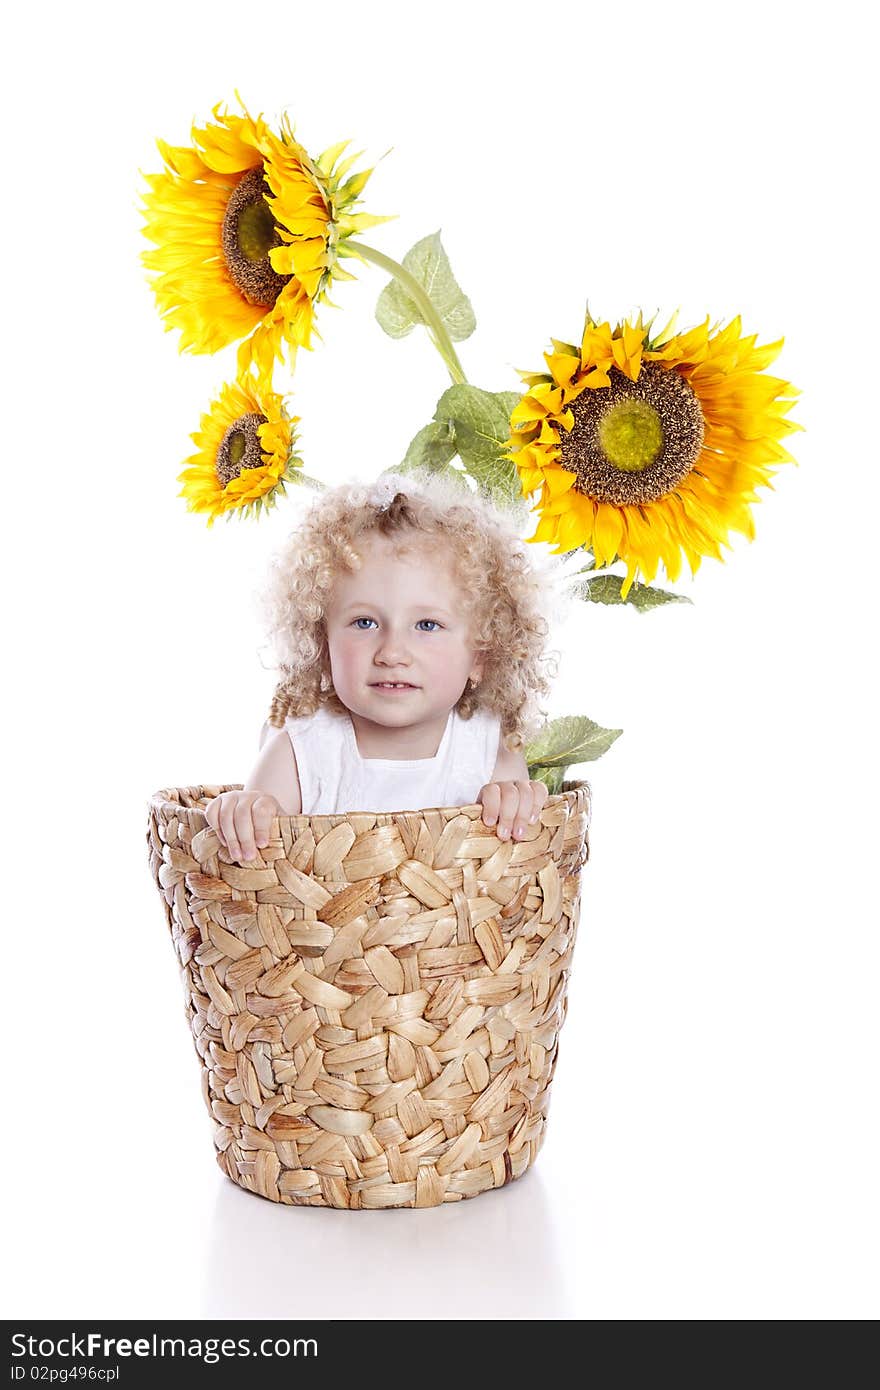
561, 362, 705, 506
215, 412, 267, 486
221, 167, 292, 308
597, 398, 662, 472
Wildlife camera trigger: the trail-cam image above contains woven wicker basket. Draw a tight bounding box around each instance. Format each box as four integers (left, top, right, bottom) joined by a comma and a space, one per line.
146, 782, 590, 1209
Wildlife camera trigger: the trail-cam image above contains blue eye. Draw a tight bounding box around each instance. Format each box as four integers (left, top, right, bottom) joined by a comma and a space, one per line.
351, 617, 442, 631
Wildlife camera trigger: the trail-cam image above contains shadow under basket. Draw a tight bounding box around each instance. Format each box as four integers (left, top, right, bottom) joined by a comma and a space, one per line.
147, 783, 591, 1210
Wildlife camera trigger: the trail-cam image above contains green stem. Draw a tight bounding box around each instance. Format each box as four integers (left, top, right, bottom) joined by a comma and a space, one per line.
292, 472, 327, 491
566, 565, 621, 583
347, 240, 468, 386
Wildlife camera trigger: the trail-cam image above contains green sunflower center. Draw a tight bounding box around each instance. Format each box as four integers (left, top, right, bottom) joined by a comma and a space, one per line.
236, 197, 279, 263
216, 412, 268, 487
228, 431, 247, 466
559, 362, 705, 506
221, 167, 292, 309
597, 398, 662, 472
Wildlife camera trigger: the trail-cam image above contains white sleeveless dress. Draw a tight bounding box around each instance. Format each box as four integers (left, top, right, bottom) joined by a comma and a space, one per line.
258, 704, 502, 814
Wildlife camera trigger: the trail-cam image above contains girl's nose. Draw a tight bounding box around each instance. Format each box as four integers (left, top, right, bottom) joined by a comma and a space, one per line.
374, 627, 411, 664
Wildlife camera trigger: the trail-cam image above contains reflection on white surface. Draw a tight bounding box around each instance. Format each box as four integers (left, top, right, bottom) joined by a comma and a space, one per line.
203, 1165, 572, 1320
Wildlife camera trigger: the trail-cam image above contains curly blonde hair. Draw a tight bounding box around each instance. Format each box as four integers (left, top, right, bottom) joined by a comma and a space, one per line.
256, 471, 564, 752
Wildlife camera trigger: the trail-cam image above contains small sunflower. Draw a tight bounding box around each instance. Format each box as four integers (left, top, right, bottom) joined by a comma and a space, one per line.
141, 97, 393, 385
506, 310, 801, 597
178, 373, 303, 526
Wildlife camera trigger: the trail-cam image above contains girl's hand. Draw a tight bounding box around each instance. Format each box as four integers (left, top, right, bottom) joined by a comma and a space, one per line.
204, 789, 282, 862
477, 779, 549, 841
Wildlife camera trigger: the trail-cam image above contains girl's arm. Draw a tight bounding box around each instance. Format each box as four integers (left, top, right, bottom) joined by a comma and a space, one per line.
489, 740, 529, 784
243, 729, 302, 815
477, 735, 548, 841
204, 730, 302, 862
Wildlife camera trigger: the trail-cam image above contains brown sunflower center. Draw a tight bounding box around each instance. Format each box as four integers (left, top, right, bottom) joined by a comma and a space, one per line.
221, 167, 292, 309
560, 362, 705, 506
215, 412, 268, 487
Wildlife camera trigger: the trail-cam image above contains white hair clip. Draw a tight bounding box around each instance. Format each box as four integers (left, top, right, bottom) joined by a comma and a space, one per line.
366, 473, 411, 510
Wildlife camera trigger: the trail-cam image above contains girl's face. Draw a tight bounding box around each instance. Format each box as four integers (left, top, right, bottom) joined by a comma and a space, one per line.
324, 532, 483, 729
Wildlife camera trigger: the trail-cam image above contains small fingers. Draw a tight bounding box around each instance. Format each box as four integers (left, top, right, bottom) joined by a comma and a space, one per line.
497, 782, 548, 839
252, 794, 278, 850
213, 794, 279, 861
204, 799, 225, 852
505, 781, 535, 840
233, 800, 260, 862
500, 782, 522, 839
479, 783, 501, 828
216, 796, 240, 860
484, 782, 525, 840
528, 780, 549, 823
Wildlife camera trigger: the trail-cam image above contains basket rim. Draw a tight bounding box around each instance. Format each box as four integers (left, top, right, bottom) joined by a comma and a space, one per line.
149, 779, 592, 824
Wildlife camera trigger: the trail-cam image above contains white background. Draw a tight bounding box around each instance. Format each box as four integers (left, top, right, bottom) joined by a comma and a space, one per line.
4, 0, 877, 1321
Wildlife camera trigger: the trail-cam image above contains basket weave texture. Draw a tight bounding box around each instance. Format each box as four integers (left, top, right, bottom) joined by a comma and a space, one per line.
147, 782, 590, 1209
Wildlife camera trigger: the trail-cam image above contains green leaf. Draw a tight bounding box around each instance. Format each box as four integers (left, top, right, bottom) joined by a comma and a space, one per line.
524, 716, 622, 781
375, 231, 476, 342
529, 765, 566, 794
400, 419, 458, 473
550, 336, 581, 358
433, 384, 522, 504
572, 573, 693, 612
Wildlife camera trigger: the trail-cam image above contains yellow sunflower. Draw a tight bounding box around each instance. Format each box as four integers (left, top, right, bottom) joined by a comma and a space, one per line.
506, 310, 801, 598
178, 373, 303, 526
141, 96, 394, 385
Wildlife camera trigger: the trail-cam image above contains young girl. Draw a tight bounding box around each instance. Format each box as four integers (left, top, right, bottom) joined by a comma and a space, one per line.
205, 472, 562, 862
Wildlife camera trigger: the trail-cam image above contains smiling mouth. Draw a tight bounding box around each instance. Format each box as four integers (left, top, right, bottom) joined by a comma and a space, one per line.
370, 681, 418, 690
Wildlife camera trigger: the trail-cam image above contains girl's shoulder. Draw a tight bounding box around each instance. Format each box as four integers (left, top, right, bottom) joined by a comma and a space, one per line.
258, 704, 349, 752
